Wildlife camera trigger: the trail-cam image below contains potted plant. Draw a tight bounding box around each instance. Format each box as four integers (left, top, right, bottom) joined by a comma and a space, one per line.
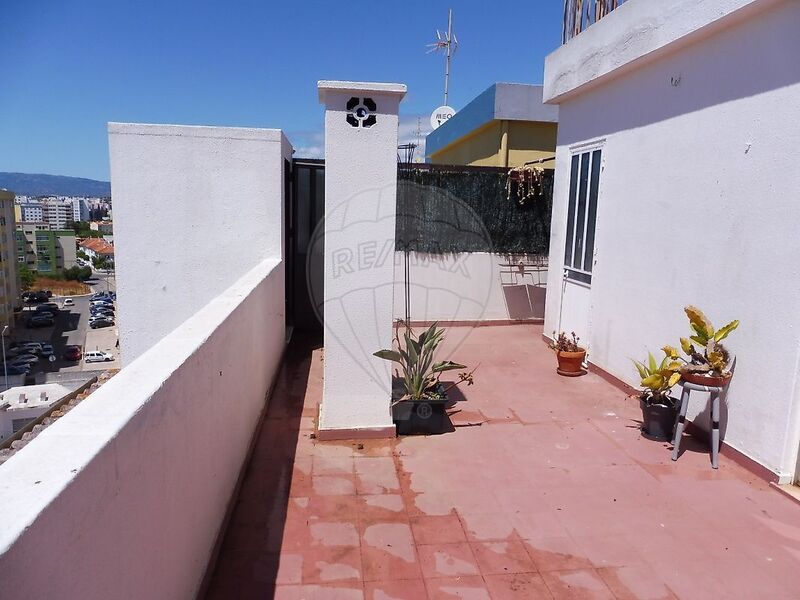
374, 322, 474, 435
677, 306, 739, 386
550, 331, 586, 376
633, 350, 682, 440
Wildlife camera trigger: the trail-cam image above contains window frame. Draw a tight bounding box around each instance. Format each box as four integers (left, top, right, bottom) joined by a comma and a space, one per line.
563, 140, 604, 285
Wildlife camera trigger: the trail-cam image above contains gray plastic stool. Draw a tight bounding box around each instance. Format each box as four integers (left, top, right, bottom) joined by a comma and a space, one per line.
671, 380, 725, 469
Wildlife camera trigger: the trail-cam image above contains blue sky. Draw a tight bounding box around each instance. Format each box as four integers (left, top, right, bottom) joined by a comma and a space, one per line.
0, 0, 563, 181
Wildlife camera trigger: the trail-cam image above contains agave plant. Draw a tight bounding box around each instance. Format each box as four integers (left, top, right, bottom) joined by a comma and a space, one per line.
374, 322, 472, 404
679, 306, 739, 376
633, 350, 682, 406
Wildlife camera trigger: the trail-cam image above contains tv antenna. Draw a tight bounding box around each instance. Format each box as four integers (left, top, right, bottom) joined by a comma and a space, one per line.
426, 9, 458, 106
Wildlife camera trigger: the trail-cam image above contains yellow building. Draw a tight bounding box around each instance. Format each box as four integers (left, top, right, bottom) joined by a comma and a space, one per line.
0, 190, 19, 331
425, 83, 558, 168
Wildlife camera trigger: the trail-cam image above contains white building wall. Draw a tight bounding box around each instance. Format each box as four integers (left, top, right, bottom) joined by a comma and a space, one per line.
317, 81, 406, 437
108, 123, 291, 364
543, 0, 800, 478
0, 258, 285, 599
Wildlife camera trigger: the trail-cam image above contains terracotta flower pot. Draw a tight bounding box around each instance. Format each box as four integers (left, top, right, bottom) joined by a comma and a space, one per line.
556, 349, 586, 377
680, 370, 732, 387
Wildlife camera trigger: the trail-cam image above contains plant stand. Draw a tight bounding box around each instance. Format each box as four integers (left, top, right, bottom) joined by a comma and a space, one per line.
671, 380, 725, 468
393, 399, 448, 436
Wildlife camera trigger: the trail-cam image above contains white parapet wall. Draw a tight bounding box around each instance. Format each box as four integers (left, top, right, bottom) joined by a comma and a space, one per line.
108, 123, 292, 364
0, 258, 285, 599
392, 252, 547, 323
543, 0, 800, 479
316, 81, 407, 439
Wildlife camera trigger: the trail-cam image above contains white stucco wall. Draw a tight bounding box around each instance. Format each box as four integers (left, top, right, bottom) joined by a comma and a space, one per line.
108, 123, 291, 364
543, 0, 800, 478
544, 0, 780, 103
392, 252, 547, 323
317, 82, 406, 436
0, 258, 285, 599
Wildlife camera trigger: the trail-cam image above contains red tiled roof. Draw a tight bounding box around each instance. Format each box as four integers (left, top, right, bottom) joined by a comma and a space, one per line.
79, 238, 114, 255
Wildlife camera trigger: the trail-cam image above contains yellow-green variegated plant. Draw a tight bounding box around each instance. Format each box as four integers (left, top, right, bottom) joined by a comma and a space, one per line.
633, 350, 682, 407
679, 306, 739, 376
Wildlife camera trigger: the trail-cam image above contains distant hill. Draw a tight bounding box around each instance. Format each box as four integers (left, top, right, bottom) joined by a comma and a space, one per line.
0, 172, 111, 197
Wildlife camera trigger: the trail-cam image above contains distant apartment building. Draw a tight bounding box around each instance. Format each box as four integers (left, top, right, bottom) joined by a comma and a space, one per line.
0, 190, 19, 330
16, 202, 44, 223
15, 225, 77, 274
42, 198, 73, 230
72, 197, 91, 222
79, 237, 114, 263
15, 197, 75, 229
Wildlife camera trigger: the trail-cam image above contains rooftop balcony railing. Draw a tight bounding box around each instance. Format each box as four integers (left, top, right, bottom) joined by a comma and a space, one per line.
563, 0, 627, 43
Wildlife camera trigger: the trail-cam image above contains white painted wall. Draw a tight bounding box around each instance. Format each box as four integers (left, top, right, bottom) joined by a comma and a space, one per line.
317, 81, 406, 436
543, 0, 800, 478
0, 258, 285, 599
108, 123, 291, 364
392, 252, 547, 322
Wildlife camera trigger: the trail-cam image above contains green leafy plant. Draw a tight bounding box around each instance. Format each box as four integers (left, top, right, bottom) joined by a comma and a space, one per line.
374, 322, 474, 404
633, 349, 682, 406
678, 305, 739, 376
550, 331, 583, 352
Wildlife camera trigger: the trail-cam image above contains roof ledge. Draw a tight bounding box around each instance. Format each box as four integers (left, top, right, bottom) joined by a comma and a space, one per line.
543, 0, 776, 104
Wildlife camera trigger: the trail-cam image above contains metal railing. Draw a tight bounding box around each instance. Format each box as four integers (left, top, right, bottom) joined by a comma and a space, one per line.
563, 0, 627, 43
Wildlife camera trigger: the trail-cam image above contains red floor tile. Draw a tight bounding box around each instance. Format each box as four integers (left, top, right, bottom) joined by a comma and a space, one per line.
205, 328, 800, 599
364, 579, 428, 600
417, 542, 480, 578
357, 494, 409, 524
541, 569, 615, 599
411, 514, 467, 545
458, 512, 519, 542
470, 540, 537, 575
596, 565, 677, 600
522, 537, 592, 572
424, 576, 490, 600
361, 522, 422, 582
273, 582, 364, 600
483, 573, 554, 599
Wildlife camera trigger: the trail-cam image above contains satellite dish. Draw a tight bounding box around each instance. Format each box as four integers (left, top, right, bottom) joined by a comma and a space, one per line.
49, 355, 56, 363
430, 106, 456, 130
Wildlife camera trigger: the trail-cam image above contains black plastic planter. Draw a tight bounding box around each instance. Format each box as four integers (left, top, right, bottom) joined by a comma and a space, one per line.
393, 399, 448, 435
640, 398, 678, 441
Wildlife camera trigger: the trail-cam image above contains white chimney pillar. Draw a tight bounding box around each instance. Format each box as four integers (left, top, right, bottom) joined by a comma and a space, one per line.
317, 81, 407, 440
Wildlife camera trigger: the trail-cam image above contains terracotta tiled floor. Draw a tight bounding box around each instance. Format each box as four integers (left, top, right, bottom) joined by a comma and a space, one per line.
204, 325, 800, 599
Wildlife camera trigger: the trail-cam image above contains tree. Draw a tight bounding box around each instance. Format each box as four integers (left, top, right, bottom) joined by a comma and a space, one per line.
18, 265, 36, 291
77, 250, 89, 261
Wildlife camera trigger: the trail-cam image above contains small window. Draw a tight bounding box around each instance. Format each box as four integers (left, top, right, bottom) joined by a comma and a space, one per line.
564, 148, 601, 284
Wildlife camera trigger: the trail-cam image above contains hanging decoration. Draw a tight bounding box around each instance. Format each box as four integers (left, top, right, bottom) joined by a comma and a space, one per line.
507, 164, 547, 206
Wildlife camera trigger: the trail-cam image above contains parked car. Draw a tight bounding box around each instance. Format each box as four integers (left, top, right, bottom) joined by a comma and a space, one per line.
89, 313, 114, 321
91, 309, 115, 318
5, 363, 31, 375
18, 342, 42, 353
35, 305, 57, 317
63, 345, 83, 361
39, 343, 54, 358
10, 353, 38, 365
63, 298, 74, 306
90, 318, 114, 329
26, 315, 54, 328
85, 350, 113, 363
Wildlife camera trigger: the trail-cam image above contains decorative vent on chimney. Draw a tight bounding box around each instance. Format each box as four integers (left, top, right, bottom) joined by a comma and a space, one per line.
346, 97, 377, 128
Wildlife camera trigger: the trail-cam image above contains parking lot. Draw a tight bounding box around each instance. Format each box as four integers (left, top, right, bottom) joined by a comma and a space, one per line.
5, 276, 120, 379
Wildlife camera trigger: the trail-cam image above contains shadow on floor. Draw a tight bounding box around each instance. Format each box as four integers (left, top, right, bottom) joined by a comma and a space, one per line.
203, 332, 321, 600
